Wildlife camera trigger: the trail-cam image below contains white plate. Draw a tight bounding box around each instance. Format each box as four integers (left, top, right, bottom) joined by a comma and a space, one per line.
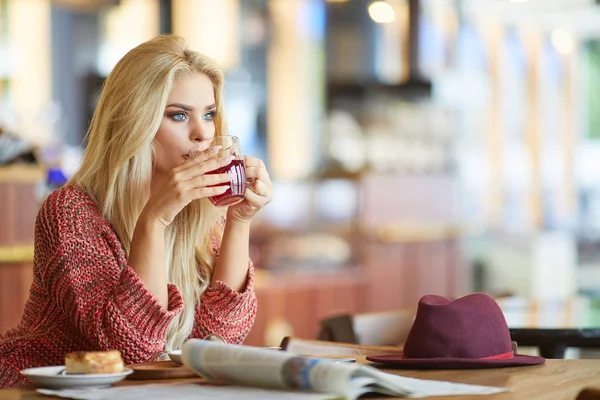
20, 366, 133, 389
167, 350, 182, 365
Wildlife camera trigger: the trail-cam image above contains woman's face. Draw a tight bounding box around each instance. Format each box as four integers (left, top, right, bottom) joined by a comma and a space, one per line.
153, 72, 217, 175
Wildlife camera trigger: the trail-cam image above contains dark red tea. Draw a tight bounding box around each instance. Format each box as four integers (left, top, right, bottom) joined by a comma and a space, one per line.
207, 159, 246, 206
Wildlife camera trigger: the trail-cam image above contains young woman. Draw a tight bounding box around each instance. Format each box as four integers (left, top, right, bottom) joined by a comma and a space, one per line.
0, 34, 271, 388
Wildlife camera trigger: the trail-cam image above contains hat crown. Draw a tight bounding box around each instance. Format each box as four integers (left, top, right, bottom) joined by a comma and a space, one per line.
402, 294, 513, 359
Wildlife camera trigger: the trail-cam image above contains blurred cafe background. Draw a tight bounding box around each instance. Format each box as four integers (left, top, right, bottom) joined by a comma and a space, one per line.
2, 0, 600, 355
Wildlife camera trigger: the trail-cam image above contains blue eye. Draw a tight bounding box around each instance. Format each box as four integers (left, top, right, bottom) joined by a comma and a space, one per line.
203, 111, 216, 122
168, 112, 188, 122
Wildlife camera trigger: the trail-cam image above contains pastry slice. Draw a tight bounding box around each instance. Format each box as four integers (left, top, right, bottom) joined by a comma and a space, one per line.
65, 350, 124, 374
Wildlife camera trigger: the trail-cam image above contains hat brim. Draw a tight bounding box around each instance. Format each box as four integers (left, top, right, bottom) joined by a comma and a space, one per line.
366, 353, 545, 369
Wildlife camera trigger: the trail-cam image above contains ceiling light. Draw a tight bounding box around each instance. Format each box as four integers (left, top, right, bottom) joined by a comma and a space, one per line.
368, 1, 396, 24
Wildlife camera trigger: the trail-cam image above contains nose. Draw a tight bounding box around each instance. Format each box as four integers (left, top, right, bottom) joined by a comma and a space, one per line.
190, 121, 213, 143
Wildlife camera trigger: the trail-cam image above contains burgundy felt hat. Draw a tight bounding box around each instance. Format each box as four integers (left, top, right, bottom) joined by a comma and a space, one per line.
366, 293, 545, 369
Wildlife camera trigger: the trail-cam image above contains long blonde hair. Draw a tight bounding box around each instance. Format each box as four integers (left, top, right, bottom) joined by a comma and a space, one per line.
69, 35, 226, 350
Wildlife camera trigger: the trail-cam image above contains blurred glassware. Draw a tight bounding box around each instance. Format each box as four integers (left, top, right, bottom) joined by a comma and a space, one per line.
0, 130, 36, 165
324, 110, 366, 173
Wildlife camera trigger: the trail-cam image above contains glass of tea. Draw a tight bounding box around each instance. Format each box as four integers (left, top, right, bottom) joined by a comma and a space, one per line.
188, 135, 246, 207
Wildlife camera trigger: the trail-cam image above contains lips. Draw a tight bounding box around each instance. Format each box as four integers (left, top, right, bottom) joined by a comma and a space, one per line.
183, 151, 200, 161
183, 149, 195, 160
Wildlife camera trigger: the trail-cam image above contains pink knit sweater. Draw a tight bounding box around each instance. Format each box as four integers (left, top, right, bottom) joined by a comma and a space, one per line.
0, 185, 257, 388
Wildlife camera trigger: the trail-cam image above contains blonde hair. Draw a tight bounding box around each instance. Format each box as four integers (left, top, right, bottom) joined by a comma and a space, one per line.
69, 35, 226, 350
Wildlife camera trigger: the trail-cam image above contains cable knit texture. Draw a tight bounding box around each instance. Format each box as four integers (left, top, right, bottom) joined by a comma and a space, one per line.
0, 185, 257, 388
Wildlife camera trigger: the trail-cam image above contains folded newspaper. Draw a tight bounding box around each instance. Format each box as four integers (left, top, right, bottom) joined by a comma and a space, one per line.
181, 339, 509, 399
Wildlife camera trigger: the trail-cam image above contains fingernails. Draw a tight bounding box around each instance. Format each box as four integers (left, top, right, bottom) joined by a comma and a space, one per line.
209, 145, 222, 152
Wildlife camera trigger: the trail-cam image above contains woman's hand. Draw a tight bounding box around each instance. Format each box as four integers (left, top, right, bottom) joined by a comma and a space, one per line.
141, 146, 233, 227
226, 156, 272, 224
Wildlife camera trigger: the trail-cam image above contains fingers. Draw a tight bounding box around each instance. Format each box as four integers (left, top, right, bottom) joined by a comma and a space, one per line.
245, 166, 271, 186
189, 185, 229, 200
171, 155, 272, 210
174, 172, 230, 203
176, 155, 234, 181
188, 144, 222, 163
243, 176, 272, 209
187, 172, 231, 189
244, 157, 272, 202
176, 145, 222, 171
245, 157, 271, 185
243, 184, 270, 208
247, 178, 271, 199
243, 157, 266, 171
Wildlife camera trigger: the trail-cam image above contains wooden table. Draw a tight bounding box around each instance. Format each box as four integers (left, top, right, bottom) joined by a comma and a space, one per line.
498, 297, 600, 358
1, 358, 599, 400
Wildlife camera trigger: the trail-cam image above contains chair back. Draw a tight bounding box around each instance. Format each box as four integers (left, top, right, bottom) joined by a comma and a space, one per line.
353, 308, 415, 345
318, 308, 416, 346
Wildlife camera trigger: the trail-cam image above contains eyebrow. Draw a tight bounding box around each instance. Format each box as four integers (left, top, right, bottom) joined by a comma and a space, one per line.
166, 103, 194, 111
166, 103, 216, 111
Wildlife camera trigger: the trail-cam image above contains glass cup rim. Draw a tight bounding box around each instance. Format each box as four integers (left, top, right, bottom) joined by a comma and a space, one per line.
198, 134, 239, 145
187, 135, 240, 157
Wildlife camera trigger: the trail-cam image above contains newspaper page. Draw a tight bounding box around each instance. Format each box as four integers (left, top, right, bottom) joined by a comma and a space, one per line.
181, 340, 363, 398
353, 367, 508, 398
181, 339, 508, 399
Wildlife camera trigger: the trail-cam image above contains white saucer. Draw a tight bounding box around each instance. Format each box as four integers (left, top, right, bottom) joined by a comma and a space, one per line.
20, 366, 133, 389
167, 350, 182, 365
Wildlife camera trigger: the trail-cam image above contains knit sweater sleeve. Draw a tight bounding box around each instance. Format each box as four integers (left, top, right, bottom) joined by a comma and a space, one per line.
191, 259, 257, 344
189, 214, 257, 344
37, 187, 184, 362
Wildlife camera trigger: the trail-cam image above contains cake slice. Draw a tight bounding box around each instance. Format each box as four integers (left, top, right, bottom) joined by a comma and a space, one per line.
65, 350, 124, 374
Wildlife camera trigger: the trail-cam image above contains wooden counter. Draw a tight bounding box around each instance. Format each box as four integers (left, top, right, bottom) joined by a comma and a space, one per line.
0, 165, 42, 334
0, 165, 44, 183
245, 268, 367, 347
0, 244, 34, 263
0, 165, 43, 246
